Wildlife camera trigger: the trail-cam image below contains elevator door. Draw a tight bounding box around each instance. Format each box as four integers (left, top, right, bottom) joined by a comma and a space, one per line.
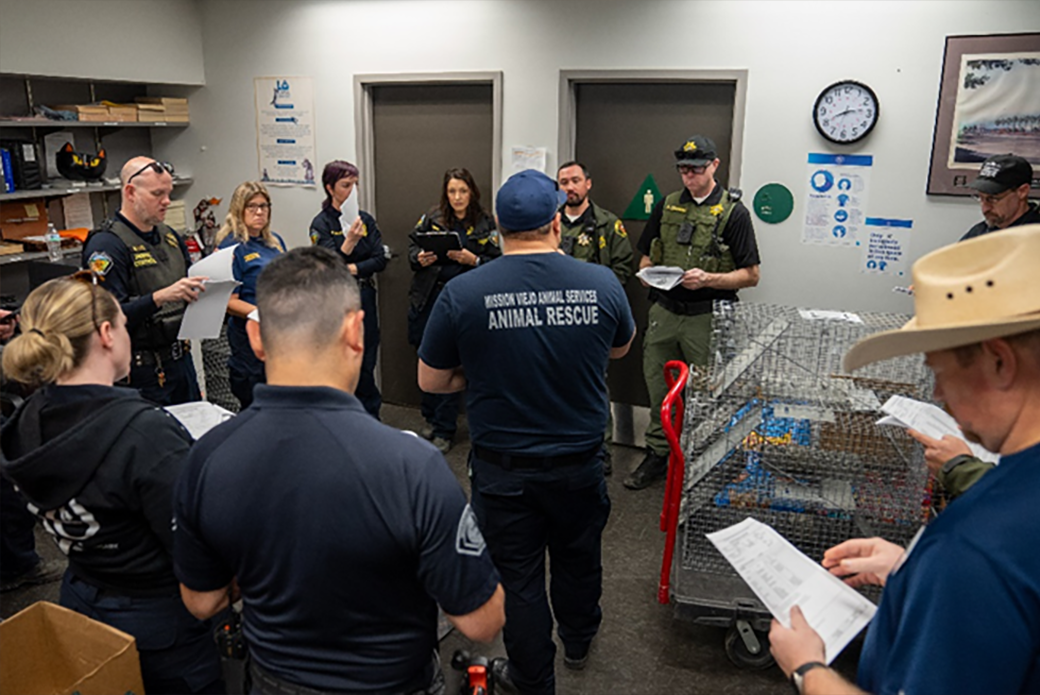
371, 83, 494, 406
573, 81, 736, 430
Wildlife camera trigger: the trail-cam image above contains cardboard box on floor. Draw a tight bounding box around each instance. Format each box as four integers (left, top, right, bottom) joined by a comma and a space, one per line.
0, 601, 145, 695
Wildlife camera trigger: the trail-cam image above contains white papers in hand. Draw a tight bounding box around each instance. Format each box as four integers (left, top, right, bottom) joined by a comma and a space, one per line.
178, 245, 241, 340
636, 266, 685, 291
339, 185, 360, 230
876, 395, 999, 464
707, 517, 876, 664
165, 401, 235, 440
247, 309, 259, 323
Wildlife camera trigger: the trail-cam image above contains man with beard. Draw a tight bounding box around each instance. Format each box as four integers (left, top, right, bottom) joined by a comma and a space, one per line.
82, 156, 207, 405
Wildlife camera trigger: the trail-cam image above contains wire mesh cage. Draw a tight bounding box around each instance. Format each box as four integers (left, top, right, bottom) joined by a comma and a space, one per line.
201, 324, 240, 414
678, 302, 934, 603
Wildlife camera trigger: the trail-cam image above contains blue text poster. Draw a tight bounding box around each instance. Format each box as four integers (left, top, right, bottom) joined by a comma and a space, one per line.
255, 76, 317, 187
802, 153, 872, 247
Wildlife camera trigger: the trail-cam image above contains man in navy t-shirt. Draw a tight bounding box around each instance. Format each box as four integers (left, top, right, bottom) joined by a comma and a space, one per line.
768, 225, 1040, 695
174, 247, 504, 694
419, 170, 636, 695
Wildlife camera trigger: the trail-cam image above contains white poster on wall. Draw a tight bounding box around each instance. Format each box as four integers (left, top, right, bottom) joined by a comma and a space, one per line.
510, 146, 547, 174
254, 76, 317, 187
860, 217, 912, 277
802, 154, 872, 247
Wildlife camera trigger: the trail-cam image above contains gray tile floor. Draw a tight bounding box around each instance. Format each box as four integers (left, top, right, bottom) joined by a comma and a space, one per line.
1, 403, 864, 694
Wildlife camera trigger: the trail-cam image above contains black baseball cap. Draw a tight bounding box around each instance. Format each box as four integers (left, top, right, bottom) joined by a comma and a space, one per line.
967, 154, 1033, 195
674, 135, 718, 166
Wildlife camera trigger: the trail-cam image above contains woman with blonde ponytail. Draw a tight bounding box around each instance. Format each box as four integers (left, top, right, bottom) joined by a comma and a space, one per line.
0, 275, 223, 694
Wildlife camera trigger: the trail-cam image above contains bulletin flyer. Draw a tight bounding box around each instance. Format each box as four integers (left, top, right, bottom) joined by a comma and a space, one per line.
254, 76, 317, 187
802, 153, 872, 247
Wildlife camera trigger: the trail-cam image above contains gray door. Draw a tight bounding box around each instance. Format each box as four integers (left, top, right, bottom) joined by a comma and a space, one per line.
371, 83, 494, 406
573, 81, 736, 413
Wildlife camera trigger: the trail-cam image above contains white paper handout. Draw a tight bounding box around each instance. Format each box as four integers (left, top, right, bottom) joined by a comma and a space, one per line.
636, 266, 685, 291
876, 395, 999, 464
338, 185, 360, 230
707, 517, 877, 664
178, 245, 241, 340
165, 402, 236, 440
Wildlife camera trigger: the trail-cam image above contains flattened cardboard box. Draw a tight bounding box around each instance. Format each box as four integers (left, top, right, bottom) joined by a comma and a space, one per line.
0, 601, 145, 695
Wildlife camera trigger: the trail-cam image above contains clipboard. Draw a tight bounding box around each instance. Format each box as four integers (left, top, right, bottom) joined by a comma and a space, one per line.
415, 231, 462, 257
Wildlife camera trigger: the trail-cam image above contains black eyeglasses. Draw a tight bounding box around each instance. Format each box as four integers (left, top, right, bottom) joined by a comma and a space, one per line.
127, 160, 175, 184
677, 164, 709, 175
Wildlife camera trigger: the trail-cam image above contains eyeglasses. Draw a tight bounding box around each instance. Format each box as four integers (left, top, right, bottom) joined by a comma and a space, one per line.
244, 203, 272, 213
127, 160, 175, 184
677, 164, 708, 175
971, 189, 1014, 205
69, 270, 102, 331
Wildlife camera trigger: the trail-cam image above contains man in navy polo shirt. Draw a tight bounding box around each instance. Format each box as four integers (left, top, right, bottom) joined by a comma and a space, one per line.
419, 170, 636, 695
174, 246, 504, 694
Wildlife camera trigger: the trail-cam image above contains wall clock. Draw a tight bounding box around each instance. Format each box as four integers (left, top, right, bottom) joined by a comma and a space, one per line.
813, 80, 879, 144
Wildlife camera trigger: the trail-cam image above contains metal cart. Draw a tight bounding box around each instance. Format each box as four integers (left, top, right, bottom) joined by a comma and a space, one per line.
656, 302, 936, 669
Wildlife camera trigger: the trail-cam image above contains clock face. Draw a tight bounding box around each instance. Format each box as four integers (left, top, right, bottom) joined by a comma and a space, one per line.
813, 81, 879, 144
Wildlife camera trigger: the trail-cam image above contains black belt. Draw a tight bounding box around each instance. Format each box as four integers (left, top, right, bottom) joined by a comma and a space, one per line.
132, 340, 190, 366
652, 293, 713, 317
248, 660, 441, 695
357, 277, 376, 289
473, 444, 602, 471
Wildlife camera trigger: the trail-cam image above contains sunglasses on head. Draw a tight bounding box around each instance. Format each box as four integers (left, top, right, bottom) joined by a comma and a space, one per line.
69, 270, 104, 331
127, 160, 175, 184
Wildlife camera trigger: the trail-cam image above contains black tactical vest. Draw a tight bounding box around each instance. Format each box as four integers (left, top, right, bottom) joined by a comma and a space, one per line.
96, 218, 188, 350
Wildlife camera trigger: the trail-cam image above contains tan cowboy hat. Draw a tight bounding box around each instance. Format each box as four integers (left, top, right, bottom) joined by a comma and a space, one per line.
844, 224, 1040, 371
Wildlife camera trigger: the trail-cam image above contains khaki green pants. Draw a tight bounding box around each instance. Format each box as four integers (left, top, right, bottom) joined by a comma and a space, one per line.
642, 303, 713, 455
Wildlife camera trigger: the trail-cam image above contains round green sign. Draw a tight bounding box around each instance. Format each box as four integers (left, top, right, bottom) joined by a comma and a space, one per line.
752, 183, 794, 224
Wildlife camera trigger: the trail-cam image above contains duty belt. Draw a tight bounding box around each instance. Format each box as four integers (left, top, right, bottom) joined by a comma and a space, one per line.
357, 277, 376, 289
248, 660, 443, 695
132, 340, 191, 367
652, 293, 714, 317
473, 444, 602, 471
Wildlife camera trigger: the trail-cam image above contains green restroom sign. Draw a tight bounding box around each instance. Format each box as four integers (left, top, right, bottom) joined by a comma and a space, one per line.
622, 174, 662, 220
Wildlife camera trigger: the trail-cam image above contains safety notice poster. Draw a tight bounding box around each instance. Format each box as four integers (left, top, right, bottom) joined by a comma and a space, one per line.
860, 217, 912, 277
254, 76, 317, 187
802, 153, 872, 247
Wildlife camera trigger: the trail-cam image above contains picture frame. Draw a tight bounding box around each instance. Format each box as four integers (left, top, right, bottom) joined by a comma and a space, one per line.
926, 32, 1040, 197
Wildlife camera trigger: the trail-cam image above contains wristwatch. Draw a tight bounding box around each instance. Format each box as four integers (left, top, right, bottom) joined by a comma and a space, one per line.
791, 661, 828, 694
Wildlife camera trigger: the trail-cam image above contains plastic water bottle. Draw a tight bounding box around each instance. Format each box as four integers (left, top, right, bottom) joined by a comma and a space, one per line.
45, 223, 62, 263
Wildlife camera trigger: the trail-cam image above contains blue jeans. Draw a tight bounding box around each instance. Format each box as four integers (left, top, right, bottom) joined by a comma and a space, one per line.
61, 572, 224, 694
469, 452, 610, 695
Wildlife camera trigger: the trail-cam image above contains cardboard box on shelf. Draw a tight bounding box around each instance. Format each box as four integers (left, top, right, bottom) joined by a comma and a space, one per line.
0, 199, 49, 241
100, 101, 138, 122
136, 96, 189, 122
53, 104, 110, 122
135, 102, 167, 122
0, 601, 145, 695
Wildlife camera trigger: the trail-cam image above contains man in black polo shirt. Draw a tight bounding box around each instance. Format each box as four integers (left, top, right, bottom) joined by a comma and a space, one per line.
82, 156, 207, 405
174, 247, 504, 694
419, 170, 636, 694
626, 135, 761, 490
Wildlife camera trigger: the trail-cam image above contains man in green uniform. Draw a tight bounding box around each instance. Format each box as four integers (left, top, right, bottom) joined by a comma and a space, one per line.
558, 161, 634, 475
625, 135, 761, 490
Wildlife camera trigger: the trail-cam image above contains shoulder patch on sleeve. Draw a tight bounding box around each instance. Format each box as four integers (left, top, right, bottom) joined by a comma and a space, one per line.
88, 251, 113, 276
309, 229, 320, 246
615, 219, 627, 238
455, 504, 487, 557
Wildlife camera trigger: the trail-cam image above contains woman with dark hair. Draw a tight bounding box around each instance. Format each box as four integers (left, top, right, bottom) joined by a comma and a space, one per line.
0, 275, 223, 694
216, 181, 286, 409
310, 160, 388, 419
408, 168, 500, 452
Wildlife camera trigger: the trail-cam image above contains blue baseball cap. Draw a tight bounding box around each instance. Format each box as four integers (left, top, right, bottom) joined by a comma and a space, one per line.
496, 170, 567, 232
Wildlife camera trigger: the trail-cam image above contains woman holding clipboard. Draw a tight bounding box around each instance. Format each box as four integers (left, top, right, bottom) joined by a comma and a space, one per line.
407, 167, 500, 452
309, 160, 388, 419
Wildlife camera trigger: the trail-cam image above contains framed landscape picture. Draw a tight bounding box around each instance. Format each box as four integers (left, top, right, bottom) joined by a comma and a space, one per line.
927, 33, 1040, 196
